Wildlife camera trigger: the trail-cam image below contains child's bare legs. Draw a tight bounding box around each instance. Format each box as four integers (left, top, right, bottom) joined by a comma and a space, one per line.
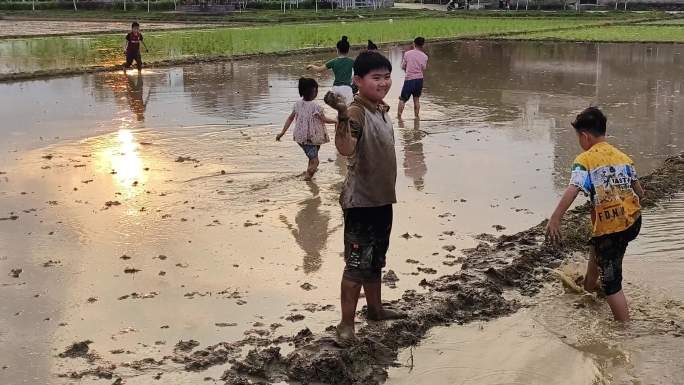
397, 99, 406, 119
607, 290, 630, 321
304, 157, 319, 180
583, 248, 600, 292
364, 280, 406, 320
413, 97, 421, 118
586, 246, 630, 321
338, 278, 362, 340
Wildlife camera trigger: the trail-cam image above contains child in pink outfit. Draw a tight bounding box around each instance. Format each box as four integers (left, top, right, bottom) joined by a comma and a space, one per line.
277, 78, 336, 180
398, 37, 428, 119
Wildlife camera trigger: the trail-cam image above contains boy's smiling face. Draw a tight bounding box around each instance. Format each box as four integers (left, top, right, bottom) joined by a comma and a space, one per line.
354, 69, 392, 104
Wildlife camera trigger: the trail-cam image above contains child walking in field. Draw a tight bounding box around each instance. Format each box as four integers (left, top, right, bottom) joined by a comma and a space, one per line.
398, 37, 428, 119
276, 78, 336, 180
123, 22, 148, 73
307, 36, 355, 105
546, 107, 644, 321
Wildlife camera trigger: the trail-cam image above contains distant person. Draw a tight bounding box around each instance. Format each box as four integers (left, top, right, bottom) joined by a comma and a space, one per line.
276, 78, 336, 180
123, 21, 148, 74
307, 36, 354, 105
398, 37, 428, 119
546, 107, 644, 322
324, 51, 406, 345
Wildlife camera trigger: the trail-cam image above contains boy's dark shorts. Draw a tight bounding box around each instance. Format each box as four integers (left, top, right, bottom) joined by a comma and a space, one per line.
125, 51, 143, 69
343, 205, 393, 283
590, 215, 642, 296
399, 79, 424, 102
299, 144, 320, 160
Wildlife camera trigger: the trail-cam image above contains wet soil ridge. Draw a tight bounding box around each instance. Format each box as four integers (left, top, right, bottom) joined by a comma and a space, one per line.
58, 154, 684, 384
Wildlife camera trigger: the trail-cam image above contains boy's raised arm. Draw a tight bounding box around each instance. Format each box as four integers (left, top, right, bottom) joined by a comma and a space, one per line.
324, 92, 357, 156
546, 185, 580, 244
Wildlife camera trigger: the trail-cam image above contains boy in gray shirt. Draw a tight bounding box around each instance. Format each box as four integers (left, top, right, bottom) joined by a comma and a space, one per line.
324, 51, 406, 344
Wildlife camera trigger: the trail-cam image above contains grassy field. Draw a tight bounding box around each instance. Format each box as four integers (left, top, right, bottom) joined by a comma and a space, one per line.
504, 25, 684, 42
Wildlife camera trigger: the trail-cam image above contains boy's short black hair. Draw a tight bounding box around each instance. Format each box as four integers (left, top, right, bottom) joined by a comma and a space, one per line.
337, 36, 350, 54
572, 107, 607, 137
132, 22, 140, 28
298, 77, 318, 101
414, 37, 425, 47
367, 40, 378, 50
353, 51, 392, 78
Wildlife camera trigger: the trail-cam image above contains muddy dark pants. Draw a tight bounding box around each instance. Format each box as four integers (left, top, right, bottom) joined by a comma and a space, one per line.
590, 216, 642, 296
124, 51, 143, 71
342, 205, 393, 283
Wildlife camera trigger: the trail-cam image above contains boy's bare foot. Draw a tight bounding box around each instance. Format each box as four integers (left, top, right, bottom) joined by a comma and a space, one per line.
367, 306, 407, 321
324, 92, 347, 112
335, 323, 357, 345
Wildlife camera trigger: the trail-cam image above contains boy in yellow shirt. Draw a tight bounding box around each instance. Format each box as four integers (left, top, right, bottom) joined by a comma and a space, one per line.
547, 107, 644, 321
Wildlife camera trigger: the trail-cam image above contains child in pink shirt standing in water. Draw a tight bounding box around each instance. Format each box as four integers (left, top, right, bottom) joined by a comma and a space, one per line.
398, 37, 428, 119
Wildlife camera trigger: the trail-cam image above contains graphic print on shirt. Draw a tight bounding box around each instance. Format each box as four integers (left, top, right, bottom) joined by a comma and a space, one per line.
569, 142, 641, 236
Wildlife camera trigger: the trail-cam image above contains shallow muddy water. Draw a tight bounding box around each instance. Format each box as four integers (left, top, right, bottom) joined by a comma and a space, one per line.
1, 40, 683, 384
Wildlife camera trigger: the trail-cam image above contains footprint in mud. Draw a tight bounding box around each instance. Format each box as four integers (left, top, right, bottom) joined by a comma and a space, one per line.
59, 340, 93, 358
300, 283, 317, 291
285, 314, 305, 322
8, 268, 22, 278
215, 322, 238, 328
417, 267, 437, 274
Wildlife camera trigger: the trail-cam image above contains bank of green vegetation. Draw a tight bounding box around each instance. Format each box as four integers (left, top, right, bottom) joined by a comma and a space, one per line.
504, 24, 684, 42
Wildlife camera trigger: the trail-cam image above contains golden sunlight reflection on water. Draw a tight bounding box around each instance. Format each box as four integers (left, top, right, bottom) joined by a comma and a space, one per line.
97, 127, 145, 199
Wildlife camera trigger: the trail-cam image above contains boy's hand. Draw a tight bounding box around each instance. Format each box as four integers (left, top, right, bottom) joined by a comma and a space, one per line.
545, 217, 562, 245
324, 91, 347, 114
306, 64, 314, 71
275, 133, 283, 141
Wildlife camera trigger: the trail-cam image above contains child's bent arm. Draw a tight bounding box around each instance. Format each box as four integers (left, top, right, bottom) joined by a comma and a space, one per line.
334, 115, 357, 156
306, 64, 327, 73
318, 111, 337, 125
632, 180, 645, 201
546, 185, 580, 244
323, 92, 357, 156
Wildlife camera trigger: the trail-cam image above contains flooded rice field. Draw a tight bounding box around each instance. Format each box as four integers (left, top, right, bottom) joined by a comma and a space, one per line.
1, 40, 683, 384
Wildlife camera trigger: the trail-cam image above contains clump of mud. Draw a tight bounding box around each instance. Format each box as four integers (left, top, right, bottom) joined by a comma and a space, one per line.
59, 340, 93, 359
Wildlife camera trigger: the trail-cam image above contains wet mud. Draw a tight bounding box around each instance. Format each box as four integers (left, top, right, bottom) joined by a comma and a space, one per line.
54, 153, 684, 385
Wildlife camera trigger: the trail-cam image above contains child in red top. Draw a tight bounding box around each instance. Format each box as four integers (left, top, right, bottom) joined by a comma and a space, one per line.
123, 22, 148, 73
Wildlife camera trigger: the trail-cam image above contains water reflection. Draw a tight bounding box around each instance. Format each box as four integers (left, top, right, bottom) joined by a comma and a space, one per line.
96, 128, 145, 198
125, 75, 150, 122
398, 118, 427, 191
279, 181, 331, 273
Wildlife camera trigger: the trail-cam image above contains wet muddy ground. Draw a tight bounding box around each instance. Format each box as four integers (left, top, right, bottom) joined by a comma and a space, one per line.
0, 20, 214, 38
1, 40, 683, 384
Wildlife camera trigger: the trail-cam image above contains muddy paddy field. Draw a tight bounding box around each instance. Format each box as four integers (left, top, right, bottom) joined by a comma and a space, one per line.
1, 41, 684, 384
